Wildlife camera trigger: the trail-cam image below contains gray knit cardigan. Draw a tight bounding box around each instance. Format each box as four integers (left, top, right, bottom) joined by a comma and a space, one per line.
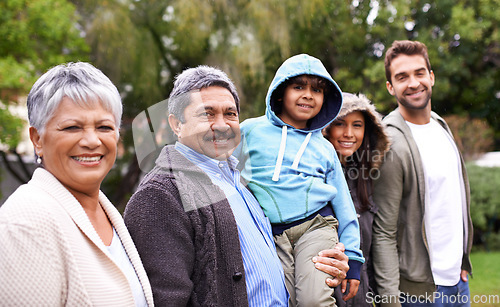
124, 145, 248, 307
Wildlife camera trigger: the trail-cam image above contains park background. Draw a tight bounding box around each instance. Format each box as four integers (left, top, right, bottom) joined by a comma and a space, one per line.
0, 0, 499, 305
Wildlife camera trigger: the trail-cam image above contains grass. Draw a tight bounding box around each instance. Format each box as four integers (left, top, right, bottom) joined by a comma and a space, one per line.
469, 251, 500, 306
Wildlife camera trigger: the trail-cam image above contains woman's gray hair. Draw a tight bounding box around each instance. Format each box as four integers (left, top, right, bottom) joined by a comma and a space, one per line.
168, 65, 240, 122
27, 62, 122, 135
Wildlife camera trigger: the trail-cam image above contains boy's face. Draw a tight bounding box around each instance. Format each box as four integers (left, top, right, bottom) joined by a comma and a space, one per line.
278, 76, 325, 129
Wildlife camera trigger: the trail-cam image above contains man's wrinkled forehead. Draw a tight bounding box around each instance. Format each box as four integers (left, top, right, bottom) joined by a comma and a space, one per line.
188, 87, 239, 112
191, 103, 239, 114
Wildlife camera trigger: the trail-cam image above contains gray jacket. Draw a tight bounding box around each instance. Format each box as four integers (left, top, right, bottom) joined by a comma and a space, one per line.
372, 109, 473, 307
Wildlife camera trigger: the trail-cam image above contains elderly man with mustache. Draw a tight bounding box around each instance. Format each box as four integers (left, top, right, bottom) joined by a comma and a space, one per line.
124, 65, 350, 307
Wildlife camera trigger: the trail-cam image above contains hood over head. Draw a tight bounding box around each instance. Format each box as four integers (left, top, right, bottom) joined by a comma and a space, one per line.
265, 54, 343, 132
324, 92, 390, 169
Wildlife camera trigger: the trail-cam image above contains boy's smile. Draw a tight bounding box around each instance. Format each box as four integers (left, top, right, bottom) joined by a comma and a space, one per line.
278, 76, 325, 129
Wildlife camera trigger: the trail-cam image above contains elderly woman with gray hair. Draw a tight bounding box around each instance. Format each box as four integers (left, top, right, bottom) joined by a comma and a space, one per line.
0, 62, 154, 306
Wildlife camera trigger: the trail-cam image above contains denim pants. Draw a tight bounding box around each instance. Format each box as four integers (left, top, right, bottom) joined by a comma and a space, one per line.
401, 279, 471, 307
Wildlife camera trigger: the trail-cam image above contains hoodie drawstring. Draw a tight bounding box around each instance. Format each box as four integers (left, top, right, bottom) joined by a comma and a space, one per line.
272, 126, 288, 182
272, 126, 313, 182
292, 132, 312, 169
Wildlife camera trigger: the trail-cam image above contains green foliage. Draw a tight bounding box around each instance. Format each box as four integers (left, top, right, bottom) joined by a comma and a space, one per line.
4, 0, 495, 205
0, 105, 24, 149
73, 0, 499, 207
467, 164, 500, 251
0, 0, 89, 96
73, 0, 500, 133
0, 117, 23, 154
0, 0, 89, 157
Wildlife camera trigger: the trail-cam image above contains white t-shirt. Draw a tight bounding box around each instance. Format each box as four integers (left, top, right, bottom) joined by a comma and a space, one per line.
107, 228, 148, 306
407, 119, 464, 286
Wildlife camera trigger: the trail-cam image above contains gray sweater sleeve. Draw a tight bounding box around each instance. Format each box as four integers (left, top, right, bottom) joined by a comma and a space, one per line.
124, 178, 196, 306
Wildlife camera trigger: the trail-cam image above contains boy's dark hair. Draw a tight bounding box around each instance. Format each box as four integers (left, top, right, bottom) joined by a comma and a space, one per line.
384, 40, 432, 84
270, 74, 329, 115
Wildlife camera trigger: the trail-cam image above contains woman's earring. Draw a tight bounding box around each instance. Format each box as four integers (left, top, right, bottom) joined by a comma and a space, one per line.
36, 156, 42, 164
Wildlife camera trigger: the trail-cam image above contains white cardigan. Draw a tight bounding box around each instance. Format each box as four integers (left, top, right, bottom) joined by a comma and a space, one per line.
0, 168, 154, 306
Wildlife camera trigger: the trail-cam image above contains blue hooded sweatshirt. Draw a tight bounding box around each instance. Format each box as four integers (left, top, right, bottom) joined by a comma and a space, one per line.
236, 54, 364, 276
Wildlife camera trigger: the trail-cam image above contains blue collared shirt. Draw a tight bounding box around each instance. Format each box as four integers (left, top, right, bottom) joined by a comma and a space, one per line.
175, 142, 288, 306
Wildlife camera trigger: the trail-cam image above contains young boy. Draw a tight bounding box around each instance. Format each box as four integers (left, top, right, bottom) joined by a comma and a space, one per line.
236, 54, 364, 306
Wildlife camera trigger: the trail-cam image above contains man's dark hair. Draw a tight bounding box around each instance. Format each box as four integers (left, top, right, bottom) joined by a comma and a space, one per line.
384, 40, 432, 84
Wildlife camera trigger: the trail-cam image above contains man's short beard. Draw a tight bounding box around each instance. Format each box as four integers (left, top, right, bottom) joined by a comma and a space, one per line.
396, 89, 432, 110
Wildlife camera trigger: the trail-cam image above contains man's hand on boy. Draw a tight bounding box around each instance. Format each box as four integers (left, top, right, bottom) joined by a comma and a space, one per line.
312, 243, 349, 288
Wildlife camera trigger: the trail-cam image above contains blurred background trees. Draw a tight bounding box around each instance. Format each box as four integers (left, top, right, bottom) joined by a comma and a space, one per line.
1, 0, 499, 208
467, 164, 500, 251
0, 0, 89, 197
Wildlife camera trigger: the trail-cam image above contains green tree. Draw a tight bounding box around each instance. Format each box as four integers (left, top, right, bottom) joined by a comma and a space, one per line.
66, 0, 500, 207
0, 0, 89, 96
0, 0, 89, 193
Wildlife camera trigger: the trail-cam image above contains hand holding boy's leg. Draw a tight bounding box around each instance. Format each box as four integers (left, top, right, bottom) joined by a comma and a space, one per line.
313, 242, 349, 287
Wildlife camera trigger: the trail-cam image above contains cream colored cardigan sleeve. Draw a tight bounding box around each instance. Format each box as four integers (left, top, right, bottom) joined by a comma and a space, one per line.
0, 168, 154, 306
